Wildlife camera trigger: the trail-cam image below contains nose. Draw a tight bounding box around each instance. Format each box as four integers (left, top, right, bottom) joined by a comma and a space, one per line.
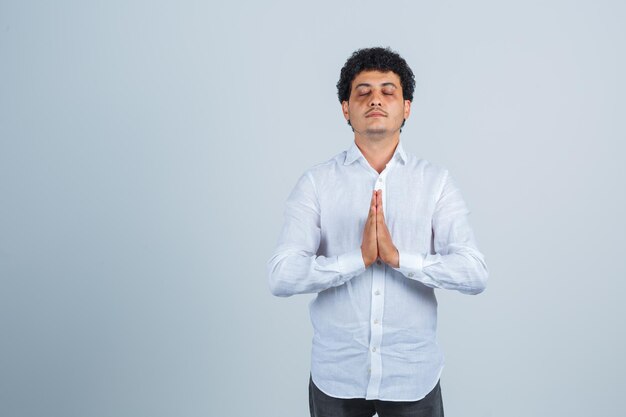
369, 91, 382, 107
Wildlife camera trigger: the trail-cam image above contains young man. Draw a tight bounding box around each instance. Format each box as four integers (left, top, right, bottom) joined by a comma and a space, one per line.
267, 47, 488, 417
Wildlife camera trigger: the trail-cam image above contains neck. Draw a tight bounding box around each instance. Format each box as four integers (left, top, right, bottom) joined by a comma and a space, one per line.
354, 134, 400, 174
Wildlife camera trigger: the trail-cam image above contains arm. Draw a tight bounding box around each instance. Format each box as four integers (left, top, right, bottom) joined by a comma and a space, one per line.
267, 172, 366, 297
393, 170, 489, 295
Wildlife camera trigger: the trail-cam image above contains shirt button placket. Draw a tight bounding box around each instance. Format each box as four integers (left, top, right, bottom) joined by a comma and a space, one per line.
367, 195, 386, 399
367, 165, 392, 399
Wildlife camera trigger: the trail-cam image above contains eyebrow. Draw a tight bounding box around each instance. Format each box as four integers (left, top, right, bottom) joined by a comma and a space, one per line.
354, 82, 398, 89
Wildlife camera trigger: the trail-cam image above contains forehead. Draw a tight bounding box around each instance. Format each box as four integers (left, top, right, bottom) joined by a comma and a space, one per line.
351, 70, 402, 87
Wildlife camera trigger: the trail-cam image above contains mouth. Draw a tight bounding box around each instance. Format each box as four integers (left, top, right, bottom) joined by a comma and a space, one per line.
366, 112, 386, 118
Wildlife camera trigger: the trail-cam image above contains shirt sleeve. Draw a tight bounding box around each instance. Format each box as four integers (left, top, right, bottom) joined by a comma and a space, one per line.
267, 171, 367, 297
392, 169, 489, 295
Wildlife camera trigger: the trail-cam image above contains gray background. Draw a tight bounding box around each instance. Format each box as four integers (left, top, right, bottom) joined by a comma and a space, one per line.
1, 0, 625, 416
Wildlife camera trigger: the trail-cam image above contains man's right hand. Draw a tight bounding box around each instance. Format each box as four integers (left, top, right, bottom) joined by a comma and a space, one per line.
361, 190, 378, 268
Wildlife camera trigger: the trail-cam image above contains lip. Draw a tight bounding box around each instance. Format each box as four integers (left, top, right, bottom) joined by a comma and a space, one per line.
366, 112, 386, 117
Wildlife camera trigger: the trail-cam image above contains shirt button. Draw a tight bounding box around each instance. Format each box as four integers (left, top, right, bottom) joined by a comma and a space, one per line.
374, 290, 380, 296
368, 367, 371, 373
377, 178, 382, 182
374, 319, 379, 324
372, 347, 377, 352
408, 272, 414, 277
376, 260, 382, 265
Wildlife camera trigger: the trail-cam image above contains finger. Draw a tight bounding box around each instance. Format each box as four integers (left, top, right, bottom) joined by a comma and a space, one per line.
376, 190, 380, 209
377, 208, 385, 226
376, 192, 385, 220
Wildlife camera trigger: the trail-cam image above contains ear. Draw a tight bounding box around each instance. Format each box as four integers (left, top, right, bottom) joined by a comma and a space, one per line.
341, 100, 350, 120
403, 100, 411, 120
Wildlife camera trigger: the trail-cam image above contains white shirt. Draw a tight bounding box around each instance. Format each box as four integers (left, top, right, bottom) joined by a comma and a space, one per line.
267, 139, 488, 401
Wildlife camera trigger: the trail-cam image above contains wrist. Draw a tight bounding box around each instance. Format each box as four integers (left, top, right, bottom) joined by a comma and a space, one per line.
381, 248, 399, 268
360, 248, 375, 267
390, 249, 399, 268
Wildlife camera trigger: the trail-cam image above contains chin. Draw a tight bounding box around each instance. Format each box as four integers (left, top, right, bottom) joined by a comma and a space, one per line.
364, 128, 388, 136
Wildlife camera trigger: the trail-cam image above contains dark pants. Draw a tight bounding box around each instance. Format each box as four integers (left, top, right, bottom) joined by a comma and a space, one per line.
309, 375, 444, 417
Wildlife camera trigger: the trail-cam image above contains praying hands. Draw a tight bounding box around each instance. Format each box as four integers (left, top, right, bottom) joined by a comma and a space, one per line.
361, 189, 400, 268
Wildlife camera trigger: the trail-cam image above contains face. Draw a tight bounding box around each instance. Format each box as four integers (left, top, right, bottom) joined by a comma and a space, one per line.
341, 70, 411, 139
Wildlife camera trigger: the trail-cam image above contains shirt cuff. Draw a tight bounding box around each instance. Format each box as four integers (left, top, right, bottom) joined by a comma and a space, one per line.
393, 250, 425, 280
337, 248, 367, 277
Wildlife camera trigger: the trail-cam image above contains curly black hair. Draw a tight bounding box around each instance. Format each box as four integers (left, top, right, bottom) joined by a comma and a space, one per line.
337, 47, 415, 103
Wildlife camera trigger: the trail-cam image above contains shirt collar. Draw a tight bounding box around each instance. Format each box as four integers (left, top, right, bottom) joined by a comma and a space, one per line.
343, 140, 407, 166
